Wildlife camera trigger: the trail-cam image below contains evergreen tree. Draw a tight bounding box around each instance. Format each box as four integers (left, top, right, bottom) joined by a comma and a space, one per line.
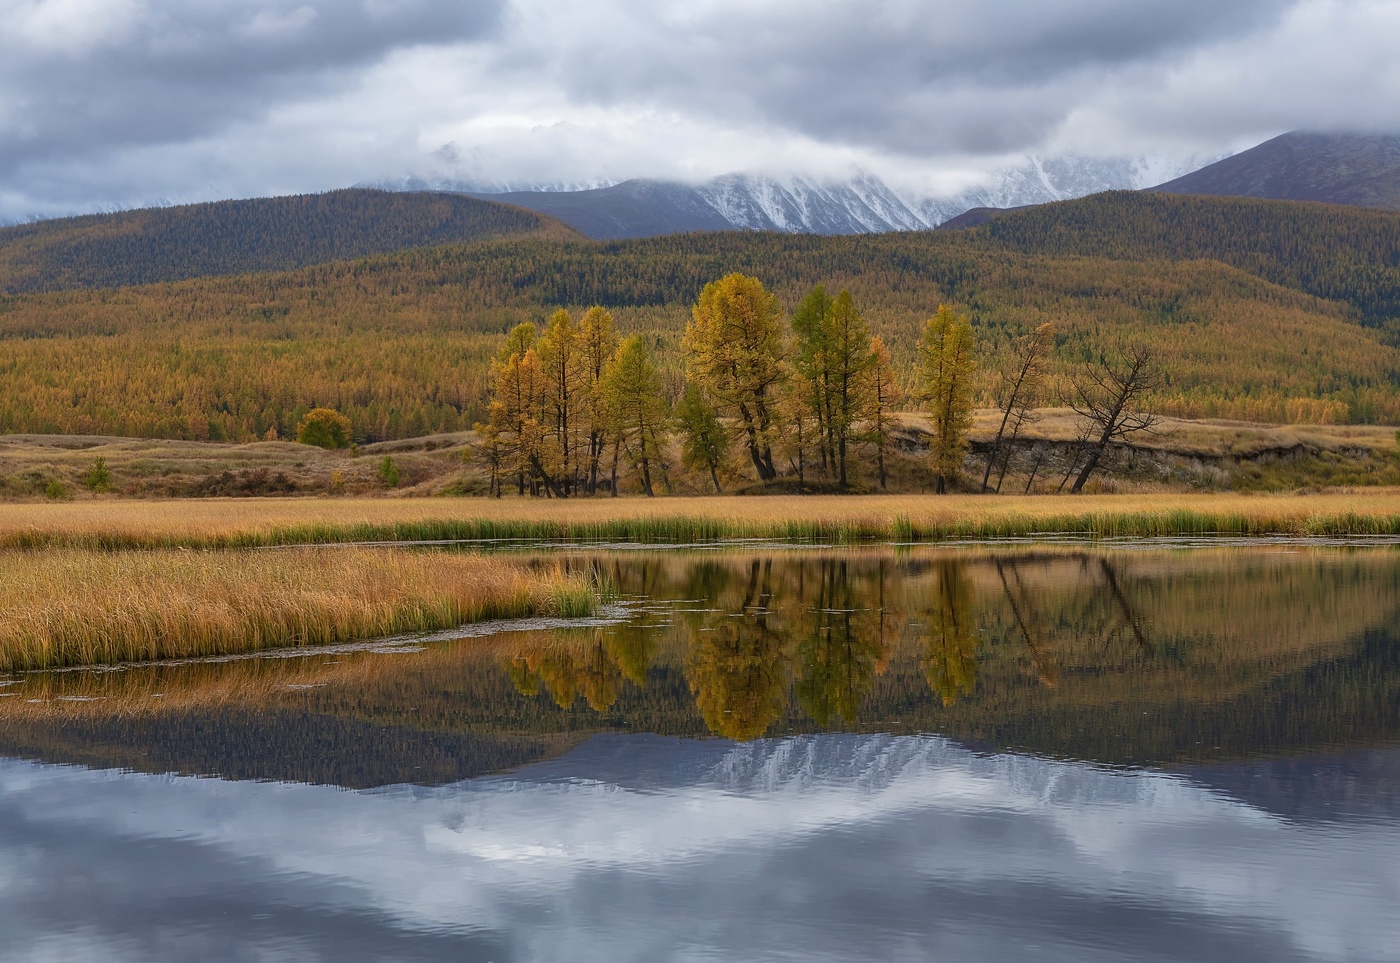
920, 305, 977, 494
791, 285, 836, 472
827, 290, 874, 488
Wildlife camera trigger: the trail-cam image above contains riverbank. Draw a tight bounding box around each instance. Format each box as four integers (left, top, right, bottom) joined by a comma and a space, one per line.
5, 491, 1400, 550
0, 547, 599, 671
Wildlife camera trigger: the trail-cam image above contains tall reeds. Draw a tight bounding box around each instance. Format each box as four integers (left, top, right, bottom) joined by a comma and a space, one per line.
5, 494, 1400, 552
0, 547, 600, 671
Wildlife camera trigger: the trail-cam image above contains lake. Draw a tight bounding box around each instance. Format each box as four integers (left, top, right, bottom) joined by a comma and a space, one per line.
2, 545, 1398, 962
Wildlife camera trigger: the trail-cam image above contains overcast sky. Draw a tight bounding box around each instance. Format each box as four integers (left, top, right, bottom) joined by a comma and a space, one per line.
2, 0, 1398, 220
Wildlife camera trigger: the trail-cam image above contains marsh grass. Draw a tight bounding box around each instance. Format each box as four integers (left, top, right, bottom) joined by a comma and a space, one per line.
0, 547, 599, 671
5, 493, 1400, 550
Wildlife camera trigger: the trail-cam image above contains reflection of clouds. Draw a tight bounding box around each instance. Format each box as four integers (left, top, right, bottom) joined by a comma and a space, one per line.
2, 736, 1398, 962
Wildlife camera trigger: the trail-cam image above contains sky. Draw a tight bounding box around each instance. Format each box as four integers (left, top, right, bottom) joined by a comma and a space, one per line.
2, 0, 1399, 221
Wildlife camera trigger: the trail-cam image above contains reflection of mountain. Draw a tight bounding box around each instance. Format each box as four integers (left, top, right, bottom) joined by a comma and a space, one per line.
1183, 746, 1400, 825
4, 548, 1399, 783
3, 733, 1398, 962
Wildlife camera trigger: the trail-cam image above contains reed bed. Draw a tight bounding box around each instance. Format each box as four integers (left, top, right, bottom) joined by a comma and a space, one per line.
4, 493, 1400, 550
0, 547, 600, 671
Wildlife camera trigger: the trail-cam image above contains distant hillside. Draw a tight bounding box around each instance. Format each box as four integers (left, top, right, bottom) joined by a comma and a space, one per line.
5, 192, 1400, 439
967, 191, 1400, 327
0, 189, 574, 294
1150, 131, 1400, 210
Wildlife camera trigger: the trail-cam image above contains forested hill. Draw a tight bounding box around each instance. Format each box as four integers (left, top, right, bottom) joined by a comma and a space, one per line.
0, 189, 576, 294
962, 191, 1400, 326
4, 190, 1400, 439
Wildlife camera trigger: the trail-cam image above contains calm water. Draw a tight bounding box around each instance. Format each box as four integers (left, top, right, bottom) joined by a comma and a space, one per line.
2, 546, 1398, 962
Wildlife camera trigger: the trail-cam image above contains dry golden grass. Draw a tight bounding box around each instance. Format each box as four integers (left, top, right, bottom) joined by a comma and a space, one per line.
960, 408, 1400, 454
5, 490, 1400, 549
0, 546, 598, 671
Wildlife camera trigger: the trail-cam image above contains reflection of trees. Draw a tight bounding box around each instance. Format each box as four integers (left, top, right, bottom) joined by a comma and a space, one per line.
921, 561, 980, 707
995, 559, 1058, 688
687, 558, 790, 740
505, 630, 638, 712
794, 559, 894, 726
990, 553, 1154, 682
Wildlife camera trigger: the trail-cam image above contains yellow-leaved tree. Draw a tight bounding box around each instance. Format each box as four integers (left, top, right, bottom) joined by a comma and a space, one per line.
602, 335, 670, 497
866, 336, 903, 490
684, 273, 786, 483
920, 305, 977, 493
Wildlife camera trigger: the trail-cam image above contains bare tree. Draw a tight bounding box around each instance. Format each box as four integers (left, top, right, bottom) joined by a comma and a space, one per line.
982, 322, 1053, 492
1067, 343, 1161, 494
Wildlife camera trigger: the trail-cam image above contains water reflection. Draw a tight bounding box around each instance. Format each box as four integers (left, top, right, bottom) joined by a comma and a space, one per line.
3, 546, 1400, 962
2, 547, 1399, 781
2, 735, 1398, 962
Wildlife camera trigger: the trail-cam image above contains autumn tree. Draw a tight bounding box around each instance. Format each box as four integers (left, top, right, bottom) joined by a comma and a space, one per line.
778, 388, 819, 485
536, 309, 588, 494
920, 305, 978, 493
982, 322, 1053, 492
790, 286, 873, 485
577, 306, 619, 493
485, 347, 562, 496
296, 408, 352, 449
684, 273, 786, 482
791, 285, 836, 472
1068, 343, 1162, 493
865, 336, 904, 490
602, 335, 670, 497
500, 321, 537, 361
676, 381, 729, 493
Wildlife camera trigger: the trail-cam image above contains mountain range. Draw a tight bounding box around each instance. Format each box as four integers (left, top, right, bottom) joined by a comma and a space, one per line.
1151, 131, 1400, 210
367, 131, 1400, 239
365, 154, 1210, 239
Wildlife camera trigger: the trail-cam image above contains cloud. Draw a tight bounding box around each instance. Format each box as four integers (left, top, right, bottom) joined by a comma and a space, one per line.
0, 0, 1397, 220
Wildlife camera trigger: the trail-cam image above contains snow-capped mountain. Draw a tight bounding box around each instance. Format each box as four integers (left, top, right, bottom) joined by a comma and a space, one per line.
917, 153, 1222, 224
366, 152, 1219, 239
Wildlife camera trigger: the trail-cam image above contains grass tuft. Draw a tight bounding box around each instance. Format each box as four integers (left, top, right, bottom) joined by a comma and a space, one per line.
0, 547, 600, 672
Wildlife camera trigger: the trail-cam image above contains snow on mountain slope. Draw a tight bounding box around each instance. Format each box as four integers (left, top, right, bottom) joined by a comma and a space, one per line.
367, 152, 1220, 238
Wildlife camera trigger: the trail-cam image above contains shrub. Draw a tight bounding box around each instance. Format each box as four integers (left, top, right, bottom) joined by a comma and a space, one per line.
44, 480, 71, 500
296, 408, 352, 449
378, 456, 400, 488
82, 456, 111, 492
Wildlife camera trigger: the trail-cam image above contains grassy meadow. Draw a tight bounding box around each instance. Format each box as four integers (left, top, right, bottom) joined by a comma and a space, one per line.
0, 546, 600, 671
5, 412, 1400, 501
